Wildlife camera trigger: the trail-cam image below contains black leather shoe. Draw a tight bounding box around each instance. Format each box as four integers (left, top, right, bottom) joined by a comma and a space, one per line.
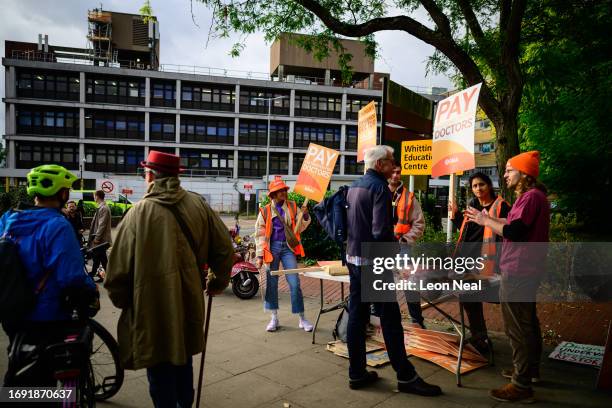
349, 371, 379, 390
398, 377, 442, 396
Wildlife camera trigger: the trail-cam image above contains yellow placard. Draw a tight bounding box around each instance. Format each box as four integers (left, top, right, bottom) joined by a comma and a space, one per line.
401, 140, 433, 175
357, 101, 377, 162
294, 143, 339, 202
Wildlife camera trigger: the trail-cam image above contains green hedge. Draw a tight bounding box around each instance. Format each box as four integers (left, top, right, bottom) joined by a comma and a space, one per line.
0, 187, 33, 216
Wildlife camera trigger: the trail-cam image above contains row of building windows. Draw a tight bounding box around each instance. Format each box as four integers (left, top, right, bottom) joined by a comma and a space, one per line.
17, 108, 79, 137
294, 94, 342, 119
86, 78, 146, 105
180, 118, 234, 144
15, 70, 379, 119
181, 84, 234, 111
85, 111, 145, 140
13, 106, 368, 151
294, 124, 341, 149
17, 71, 80, 101
238, 121, 288, 147
14, 142, 365, 176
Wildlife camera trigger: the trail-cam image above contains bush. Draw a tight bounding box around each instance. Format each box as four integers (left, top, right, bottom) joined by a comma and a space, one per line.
0, 187, 33, 216
82, 201, 97, 217
108, 203, 126, 217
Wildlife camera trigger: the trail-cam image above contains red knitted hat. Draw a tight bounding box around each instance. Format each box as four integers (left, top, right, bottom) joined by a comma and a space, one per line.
508, 151, 540, 178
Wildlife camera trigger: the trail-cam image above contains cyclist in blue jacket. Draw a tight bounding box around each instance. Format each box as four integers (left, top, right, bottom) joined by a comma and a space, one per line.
1, 164, 97, 384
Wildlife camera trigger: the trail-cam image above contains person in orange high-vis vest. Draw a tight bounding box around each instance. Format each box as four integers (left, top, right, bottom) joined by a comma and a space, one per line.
389, 165, 426, 327
451, 172, 510, 355
255, 178, 312, 333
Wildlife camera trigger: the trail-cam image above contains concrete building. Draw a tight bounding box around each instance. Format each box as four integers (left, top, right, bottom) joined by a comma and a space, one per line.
1, 10, 445, 212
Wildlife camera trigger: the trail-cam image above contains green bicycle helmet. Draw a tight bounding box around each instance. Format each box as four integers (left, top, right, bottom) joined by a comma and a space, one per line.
27, 164, 78, 197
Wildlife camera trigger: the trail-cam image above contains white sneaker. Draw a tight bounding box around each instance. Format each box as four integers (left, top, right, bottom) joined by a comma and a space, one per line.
299, 318, 313, 332
266, 317, 279, 332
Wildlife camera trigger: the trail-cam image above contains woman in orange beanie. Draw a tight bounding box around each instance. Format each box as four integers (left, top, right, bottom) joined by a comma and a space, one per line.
466, 150, 550, 403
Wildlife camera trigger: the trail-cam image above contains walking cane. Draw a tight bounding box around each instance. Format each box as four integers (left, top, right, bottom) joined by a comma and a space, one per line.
195, 294, 213, 407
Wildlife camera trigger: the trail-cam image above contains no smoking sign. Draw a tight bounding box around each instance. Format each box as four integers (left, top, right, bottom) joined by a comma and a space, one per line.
101, 180, 114, 194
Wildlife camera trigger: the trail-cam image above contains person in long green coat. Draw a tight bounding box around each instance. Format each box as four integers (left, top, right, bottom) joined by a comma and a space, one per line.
105, 150, 234, 407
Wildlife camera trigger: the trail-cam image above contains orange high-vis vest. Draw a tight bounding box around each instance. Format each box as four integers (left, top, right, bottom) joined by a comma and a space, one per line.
259, 201, 305, 263
394, 189, 414, 239
455, 195, 507, 276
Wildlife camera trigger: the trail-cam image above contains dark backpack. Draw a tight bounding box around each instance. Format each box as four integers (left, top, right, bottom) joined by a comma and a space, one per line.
332, 302, 350, 343
0, 212, 52, 324
0, 234, 37, 323
313, 186, 350, 264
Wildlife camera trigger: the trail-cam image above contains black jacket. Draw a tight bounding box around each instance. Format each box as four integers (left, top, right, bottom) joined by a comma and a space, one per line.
346, 169, 396, 257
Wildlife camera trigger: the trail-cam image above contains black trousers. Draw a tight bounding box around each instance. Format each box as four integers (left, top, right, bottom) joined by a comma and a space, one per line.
91, 246, 108, 276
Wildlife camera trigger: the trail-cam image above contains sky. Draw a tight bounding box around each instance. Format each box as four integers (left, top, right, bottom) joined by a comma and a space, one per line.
0, 0, 453, 146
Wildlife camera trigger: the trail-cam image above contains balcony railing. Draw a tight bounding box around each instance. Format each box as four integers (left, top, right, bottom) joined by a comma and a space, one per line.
8, 50, 439, 93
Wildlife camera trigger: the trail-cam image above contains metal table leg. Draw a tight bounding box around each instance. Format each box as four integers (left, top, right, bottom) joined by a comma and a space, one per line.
456, 302, 466, 387
312, 280, 324, 344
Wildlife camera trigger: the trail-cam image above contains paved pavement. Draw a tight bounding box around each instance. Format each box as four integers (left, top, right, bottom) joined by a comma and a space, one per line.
1, 283, 609, 408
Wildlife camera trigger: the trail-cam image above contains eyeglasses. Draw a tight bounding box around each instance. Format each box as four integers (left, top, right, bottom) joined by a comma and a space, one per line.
141, 169, 154, 179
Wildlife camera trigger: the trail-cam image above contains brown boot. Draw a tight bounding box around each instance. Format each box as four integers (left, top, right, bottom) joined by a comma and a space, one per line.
489, 383, 535, 403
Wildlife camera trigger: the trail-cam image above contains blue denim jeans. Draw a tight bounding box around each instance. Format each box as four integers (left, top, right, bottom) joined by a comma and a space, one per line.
264, 240, 305, 314
347, 263, 417, 381
146, 357, 194, 408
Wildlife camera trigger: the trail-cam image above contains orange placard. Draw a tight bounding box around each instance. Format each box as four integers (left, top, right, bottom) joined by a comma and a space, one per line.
294, 143, 339, 202
357, 101, 377, 162
431, 83, 482, 178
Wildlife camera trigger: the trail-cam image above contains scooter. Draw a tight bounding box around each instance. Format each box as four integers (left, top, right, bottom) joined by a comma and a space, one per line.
230, 234, 260, 299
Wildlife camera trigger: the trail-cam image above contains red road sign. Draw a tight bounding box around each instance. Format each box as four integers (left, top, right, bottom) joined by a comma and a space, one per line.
101, 180, 114, 194
244, 183, 253, 190
121, 188, 133, 195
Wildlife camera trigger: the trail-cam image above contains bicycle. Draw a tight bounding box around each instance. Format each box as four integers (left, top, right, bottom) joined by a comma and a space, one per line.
81, 243, 125, 401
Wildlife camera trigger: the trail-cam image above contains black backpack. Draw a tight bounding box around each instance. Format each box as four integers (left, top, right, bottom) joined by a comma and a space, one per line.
0, 216, 51, 323
332, 302, 350, 343
313, 186, 350, 264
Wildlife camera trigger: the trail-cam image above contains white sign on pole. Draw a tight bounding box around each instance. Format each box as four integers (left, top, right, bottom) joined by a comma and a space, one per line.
244, 192, 251, 201
431, 83, 482, 178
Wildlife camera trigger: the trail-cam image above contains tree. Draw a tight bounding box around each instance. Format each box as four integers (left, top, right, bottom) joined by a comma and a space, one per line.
519, 0, 612, 229
166, 0, 529, 194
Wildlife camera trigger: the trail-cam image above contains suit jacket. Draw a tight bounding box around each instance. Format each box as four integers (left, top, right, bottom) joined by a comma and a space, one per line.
89, 201, 112, 246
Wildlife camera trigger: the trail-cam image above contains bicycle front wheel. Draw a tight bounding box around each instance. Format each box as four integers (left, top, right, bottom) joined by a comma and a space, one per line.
89, 319, 124, 401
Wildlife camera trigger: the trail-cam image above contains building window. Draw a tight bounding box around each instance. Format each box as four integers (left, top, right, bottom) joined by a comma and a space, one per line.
16, 107, 79, 137
151, 81, 176, 107
239, 88, 290, 115
179, 149, 234, 176
181, 83, 235, 111
295, 93, 342, 119
238, 152, 288, 178
150, 115, 176, 142
294, 124, 341, 149
344, 155, 364, 175
346, 97, 381, 121
86, 76, 145, 105
85, 110, 145, 140
293, 153, 340, 175
16, 142, 78, 169
85, 146, 144, 173
16, 70, 79, 101
478, 142, 495, 153
346, 126, 357, 150
239, 120, 289, 147
180, 117, 234, 144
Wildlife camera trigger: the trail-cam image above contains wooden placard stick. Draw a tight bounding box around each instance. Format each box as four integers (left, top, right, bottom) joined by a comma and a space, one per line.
294, 198, 309, 233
